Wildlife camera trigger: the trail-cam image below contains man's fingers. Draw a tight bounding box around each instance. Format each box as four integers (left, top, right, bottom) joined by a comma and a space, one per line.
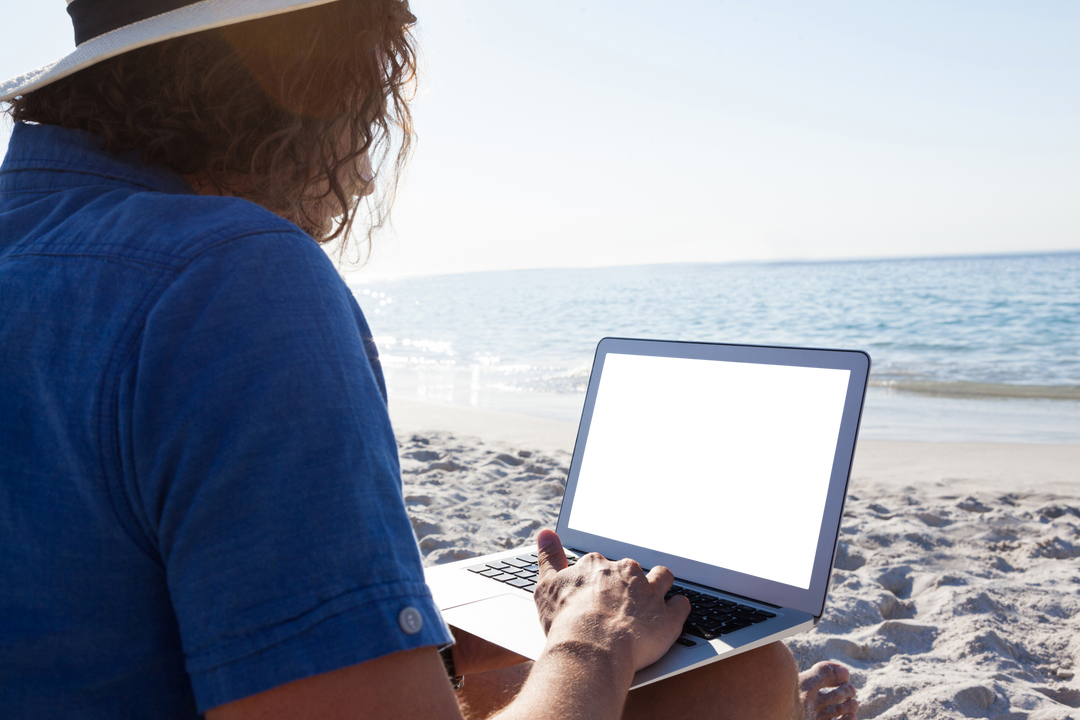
644, 565, 690, 625
536, 529, 568, 580
646, 564, 675, 590
666, 592, 691, 620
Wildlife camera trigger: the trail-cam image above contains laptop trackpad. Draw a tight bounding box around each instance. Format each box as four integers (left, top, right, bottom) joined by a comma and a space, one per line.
442, 594, 547, 661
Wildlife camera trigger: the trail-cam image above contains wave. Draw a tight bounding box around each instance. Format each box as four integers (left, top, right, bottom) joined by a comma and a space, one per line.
869, 379, 1080, 401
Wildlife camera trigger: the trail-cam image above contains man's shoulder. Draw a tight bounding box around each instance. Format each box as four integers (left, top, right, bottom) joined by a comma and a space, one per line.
1, 122, 319, 271
91, 190, 316, 269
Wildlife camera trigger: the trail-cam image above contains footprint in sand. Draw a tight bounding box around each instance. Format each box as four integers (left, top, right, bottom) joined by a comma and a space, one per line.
490, 453, 526, 467
951, 683, 1000, 716
410, 516, 442, 538
822, 620, 937, 663
957, 496, 992, 513
872, 566, 915, 599
914, 511, 952, 527
404, 449, 441, 462
404, 494, 434, 507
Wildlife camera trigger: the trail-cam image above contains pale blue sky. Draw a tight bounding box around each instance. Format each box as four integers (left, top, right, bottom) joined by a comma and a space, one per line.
3, 1, 1078, 277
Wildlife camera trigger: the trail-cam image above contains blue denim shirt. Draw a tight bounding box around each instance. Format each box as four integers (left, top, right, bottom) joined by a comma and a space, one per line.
0, 123, 450, 717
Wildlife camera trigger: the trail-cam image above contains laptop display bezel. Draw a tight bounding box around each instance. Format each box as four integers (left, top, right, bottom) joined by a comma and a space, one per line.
555, 337, 870, 619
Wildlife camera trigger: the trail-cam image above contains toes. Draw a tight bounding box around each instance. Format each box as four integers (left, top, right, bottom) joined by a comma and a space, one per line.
799, 661, 851, 692
799, 662, 858, 720
811, 683, 856, 712
819, 695, 859, 719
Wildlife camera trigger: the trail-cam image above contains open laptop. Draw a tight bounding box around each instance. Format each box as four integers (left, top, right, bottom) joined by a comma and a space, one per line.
424, 337, 870, 688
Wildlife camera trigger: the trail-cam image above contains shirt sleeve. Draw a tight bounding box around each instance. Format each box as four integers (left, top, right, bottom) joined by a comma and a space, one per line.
118, 229, 452, 711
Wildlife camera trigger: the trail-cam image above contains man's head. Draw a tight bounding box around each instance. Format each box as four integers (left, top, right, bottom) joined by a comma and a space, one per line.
4, 0, 418, 249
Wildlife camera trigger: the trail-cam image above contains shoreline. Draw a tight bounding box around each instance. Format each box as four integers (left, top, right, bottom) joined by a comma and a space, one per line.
384, 382, 1080, 447
388, 396, 578, 459
388, 395, 1080, 480
869, 379, 1080, 402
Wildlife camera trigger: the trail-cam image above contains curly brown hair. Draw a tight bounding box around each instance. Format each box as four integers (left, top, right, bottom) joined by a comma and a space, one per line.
5, 0, 417, 254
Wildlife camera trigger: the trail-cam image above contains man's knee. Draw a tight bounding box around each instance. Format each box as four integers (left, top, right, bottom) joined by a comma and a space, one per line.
742, 641, 799, 689
623, 642, 800, 720
721, 642, 800, 719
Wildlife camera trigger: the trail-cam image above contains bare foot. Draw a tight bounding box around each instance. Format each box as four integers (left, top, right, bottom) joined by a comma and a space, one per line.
800, 661, 858, 720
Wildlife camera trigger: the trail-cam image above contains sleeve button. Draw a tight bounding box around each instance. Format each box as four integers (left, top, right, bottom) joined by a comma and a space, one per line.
398, 606, 424, 635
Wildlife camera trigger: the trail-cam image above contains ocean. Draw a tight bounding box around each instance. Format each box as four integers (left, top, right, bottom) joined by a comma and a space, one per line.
349, 252, 1080, 445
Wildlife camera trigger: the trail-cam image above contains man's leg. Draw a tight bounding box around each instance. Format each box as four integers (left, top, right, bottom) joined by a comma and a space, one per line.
622, 643, 858, 720
455, 642, 858, 720
623, 642, 798, 720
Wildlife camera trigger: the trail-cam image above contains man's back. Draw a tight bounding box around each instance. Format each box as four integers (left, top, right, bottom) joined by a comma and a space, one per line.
0, 122, 450, 718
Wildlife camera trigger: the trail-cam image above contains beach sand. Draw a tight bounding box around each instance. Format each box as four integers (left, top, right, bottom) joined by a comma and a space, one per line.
389, 397, 1080, 719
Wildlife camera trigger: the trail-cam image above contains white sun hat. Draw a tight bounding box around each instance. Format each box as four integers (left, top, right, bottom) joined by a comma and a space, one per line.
0, 0, 345, 102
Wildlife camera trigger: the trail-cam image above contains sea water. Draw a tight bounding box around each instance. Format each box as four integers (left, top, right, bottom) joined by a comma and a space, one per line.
350, 252, 1080, 445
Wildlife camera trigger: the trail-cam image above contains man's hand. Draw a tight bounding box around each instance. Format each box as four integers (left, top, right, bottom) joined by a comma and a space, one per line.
532, 529, 691, 674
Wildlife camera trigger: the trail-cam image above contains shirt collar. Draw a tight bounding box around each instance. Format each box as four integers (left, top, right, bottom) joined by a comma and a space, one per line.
0, 122, 197, 197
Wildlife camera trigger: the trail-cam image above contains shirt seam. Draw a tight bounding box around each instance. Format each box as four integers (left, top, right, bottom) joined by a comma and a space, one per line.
183, 581, 440, 675
91, 228, 320, 567
0, 163, 180, 194
3, 224, 313, 271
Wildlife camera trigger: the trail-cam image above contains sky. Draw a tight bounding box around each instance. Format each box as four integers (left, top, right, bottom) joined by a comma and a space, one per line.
2, 0, 1078, 278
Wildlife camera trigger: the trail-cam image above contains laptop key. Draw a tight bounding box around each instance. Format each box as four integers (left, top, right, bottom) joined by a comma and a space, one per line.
682, 623, 706, 640
503, 558, 532, 569
506, 577, 533, 589
696, 625, 722, 640
720, 621, 751, 634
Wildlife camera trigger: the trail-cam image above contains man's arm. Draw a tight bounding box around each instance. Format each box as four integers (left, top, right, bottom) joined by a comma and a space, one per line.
204, 640, 620, 720
207, 530, 691, 720
206, 645, 463, 720
204, 639, 623, 720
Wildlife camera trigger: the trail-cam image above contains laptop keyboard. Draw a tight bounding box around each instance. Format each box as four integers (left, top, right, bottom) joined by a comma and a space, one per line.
467, 552, 776, 643
467, 552, 573, 593
663, 585, 776, 641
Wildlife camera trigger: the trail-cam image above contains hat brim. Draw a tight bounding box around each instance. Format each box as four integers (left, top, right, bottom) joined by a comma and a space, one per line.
1, 0, 342, 102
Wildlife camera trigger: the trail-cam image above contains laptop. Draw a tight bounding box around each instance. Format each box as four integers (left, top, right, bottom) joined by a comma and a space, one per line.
424, 337, 870, 688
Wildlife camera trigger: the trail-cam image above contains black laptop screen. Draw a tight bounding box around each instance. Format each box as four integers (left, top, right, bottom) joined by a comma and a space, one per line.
566, 351, 849, 590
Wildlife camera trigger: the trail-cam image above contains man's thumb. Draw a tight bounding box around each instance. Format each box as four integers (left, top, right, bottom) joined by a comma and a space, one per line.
536, 529, 568, 578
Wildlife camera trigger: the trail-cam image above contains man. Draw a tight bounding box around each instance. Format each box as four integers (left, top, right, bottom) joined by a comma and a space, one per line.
0, 1, 858, 718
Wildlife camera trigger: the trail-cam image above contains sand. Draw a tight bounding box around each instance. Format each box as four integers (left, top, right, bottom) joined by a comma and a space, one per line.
389, 397, 1080, 719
